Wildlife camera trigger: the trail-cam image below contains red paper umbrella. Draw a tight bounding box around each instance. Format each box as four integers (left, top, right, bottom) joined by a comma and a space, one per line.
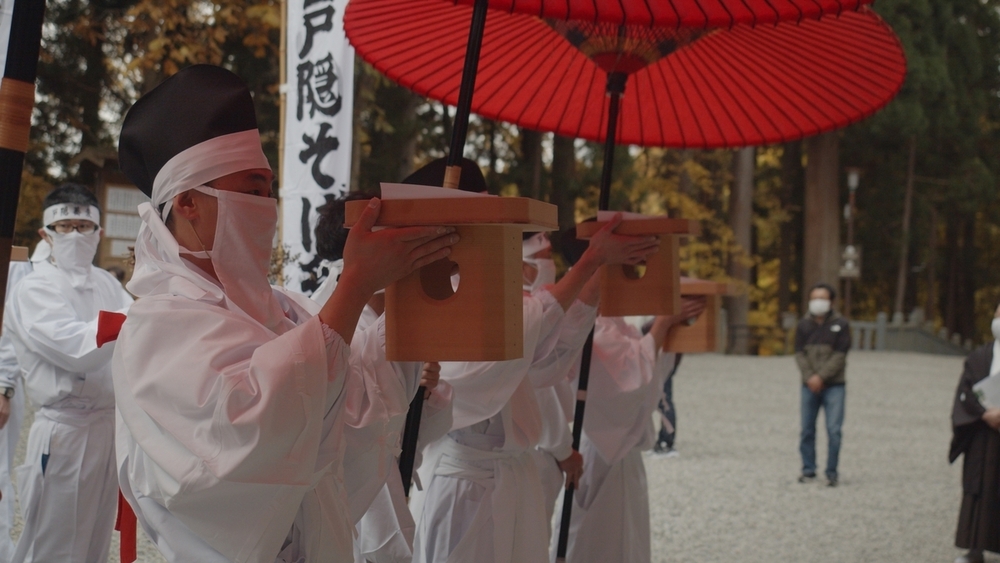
346, 2, 906, 150
445, 0, 871, 28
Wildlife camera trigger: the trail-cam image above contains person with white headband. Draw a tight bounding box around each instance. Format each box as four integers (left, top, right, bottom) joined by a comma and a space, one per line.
0, 241, 48, 560
521, 228, 596, 530
312, 191, 455, 563
3, 184, 133, 562
557, 292, 706, 563
406, 158, 661, 563
113, 65, 458, 562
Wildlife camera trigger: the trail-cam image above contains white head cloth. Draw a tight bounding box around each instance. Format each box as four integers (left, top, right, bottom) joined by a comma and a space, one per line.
30, 240, 51, 263
522, 232, 551, 260
43, 204, 100, 227
127, 129, 271, 303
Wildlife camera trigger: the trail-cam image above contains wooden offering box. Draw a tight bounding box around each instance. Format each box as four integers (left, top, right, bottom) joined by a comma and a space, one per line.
576, 216, 700, 317
345, 196, 557, 362
664, 278, 737, 353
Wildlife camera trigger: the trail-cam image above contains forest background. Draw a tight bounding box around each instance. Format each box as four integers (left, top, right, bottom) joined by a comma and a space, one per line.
13, 0, 1000, 354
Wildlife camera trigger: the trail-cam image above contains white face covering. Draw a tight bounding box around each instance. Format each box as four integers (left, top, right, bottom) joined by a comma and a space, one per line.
523, 258, 556, 293
185, 186, 285, 331
991, 318, 1000, 342
808, 298, 832, 317
47, 229, 100, 288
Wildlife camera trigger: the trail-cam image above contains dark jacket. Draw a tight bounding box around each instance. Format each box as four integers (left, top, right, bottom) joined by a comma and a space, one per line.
950, 344, 992, 464
794, 313, 850, 386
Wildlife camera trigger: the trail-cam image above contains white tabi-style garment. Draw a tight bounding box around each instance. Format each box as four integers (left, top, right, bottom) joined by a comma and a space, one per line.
316, 268, 458, 563
116, 214, 412, 563
353, 376, 453, 563
4, 258, 133, 563
413, 290, 577, 563
0, 260, 34, 560
559, 316, 676, 563
525, 298, 597, 524
342, 304, 454, 563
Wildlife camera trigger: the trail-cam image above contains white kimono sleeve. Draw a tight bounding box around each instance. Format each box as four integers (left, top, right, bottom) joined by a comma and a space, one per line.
442, 292, 564, 430
119, 297, 349, 486
343, 315, 417, 522
10, 281, 116, 375
528, 298, 597, 389
582, 319, 661, 465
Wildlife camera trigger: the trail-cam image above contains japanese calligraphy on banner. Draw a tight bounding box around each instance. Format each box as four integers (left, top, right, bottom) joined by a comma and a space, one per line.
281, 0, 354, 294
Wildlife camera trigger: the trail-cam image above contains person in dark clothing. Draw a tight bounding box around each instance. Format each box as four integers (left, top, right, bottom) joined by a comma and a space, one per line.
654, 355, 683, 456
794, 282, 851, 486
950, 303, 1000, 563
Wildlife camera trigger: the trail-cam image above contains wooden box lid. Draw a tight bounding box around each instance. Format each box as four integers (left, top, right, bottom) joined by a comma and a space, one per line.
10, 246, 28, 262
575, 216, 700, 238
345, 197, 558, 231
679, 277, 739, 296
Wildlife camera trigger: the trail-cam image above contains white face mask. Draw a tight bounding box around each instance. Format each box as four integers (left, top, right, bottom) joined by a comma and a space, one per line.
991, 318, 1000, 342
523, 258, 556, 293
188, 186, 286, 331
48, 229, 100, 288
808, 298, 832, 317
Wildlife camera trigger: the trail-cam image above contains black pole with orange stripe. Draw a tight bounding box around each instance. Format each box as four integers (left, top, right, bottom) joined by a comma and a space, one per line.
0, 0, 46, 318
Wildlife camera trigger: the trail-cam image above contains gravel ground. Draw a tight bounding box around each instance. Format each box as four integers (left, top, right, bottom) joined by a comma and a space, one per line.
647, 350, 973, 563
5, 350, 982, 562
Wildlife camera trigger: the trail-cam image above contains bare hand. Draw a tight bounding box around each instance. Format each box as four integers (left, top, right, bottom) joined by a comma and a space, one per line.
420, 362, 441, 399
983, 408, 1000, 430
341, 198, 459, 295
585, 213, 660, 266
557, 449, 584, 489
806, 374, 824, 395
0, 396, 8, 430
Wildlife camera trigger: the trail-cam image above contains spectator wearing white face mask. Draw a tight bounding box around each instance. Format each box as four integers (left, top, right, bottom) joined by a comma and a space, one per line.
794, 282, 851, 487
4, 184, 134, 562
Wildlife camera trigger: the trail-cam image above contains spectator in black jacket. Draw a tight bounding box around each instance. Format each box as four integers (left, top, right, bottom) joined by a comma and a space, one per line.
794, 282, 851, 487
949, 303, 1000, 563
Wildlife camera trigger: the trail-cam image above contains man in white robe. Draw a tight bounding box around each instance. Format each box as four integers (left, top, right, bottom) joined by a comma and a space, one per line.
413, 222, 661, 563
5, 186, 133, 562
561, 299, 706, 563
0, 243, 45, 560
112, 65, 458, 563
312, 193, 456, 563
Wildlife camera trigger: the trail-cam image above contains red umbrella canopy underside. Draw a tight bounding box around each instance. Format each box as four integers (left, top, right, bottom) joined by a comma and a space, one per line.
345, 2, 906, 149
446, 0, 872, 30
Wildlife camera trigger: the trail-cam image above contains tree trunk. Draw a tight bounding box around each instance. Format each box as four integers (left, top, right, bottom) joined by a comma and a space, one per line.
395, 93, 422, 181
925, 205, 938, 324
550, 134, 576, 229
803, 133, 841, 309
894, 136, 917, 317
727, 147, 755, 355
520, 129, 542, 199
349, 61, 375, 192
945, 216, 960, 335
961, 217, 977, 341
778, 141, 802, 317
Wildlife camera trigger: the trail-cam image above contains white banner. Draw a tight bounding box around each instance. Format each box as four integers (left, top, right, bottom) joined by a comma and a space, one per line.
281, 0, 354, 294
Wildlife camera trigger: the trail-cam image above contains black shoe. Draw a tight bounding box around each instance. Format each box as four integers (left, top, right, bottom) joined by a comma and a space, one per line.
826, 477, 838, 487
798, 473, 816, 483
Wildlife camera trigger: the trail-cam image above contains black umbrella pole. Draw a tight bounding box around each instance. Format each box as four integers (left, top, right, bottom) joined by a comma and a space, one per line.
0, 0, 47, 319
443, 0, 488, 188
598, 72, 627, 211
398, 385, 426, 498
556, 327, 595, 561
557, 72, 628, 561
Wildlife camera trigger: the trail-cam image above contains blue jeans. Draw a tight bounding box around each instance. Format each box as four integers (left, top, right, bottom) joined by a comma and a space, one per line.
799, 383, 845, 479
